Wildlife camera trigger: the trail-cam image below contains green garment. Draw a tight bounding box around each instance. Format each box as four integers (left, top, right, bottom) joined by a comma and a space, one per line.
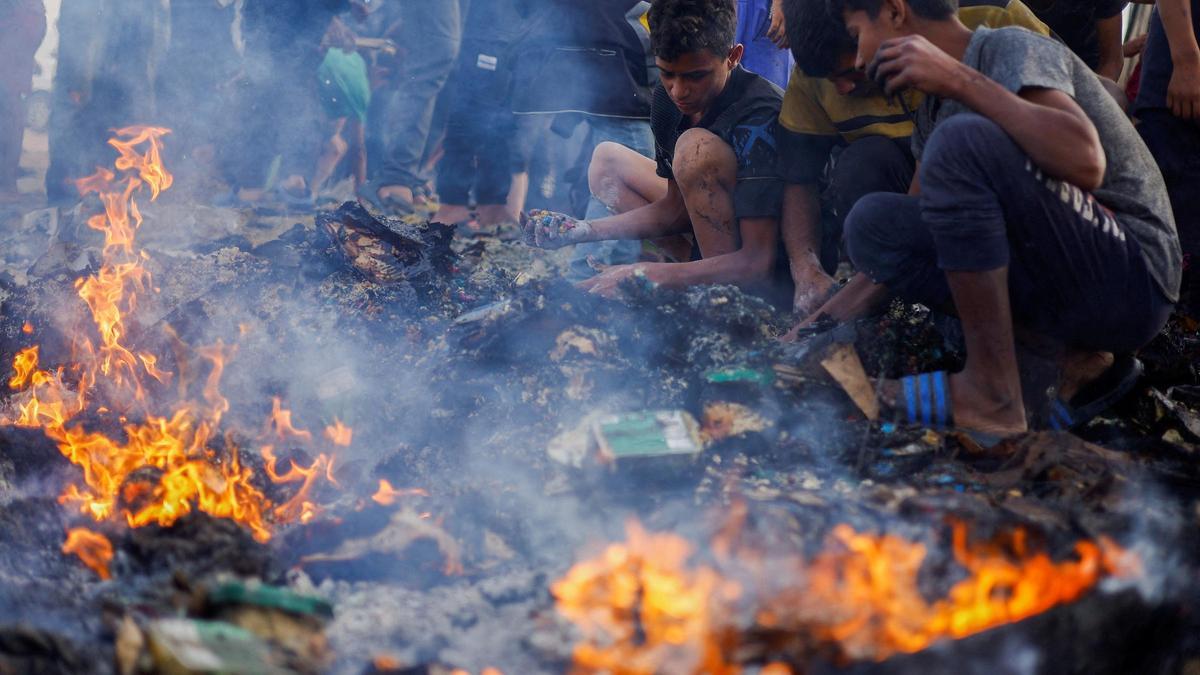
317, 47, 370, 122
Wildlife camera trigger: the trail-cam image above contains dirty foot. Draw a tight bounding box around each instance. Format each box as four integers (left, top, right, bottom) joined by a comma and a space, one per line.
1057, 350, 1114, 402
879, 371, 1028, 437
435, 204, 472, 225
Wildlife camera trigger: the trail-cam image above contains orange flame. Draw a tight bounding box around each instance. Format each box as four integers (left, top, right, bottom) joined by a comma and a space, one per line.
266, 397, 313, 442
552, 520, 744, 674
371, 479, 429, 506
4, 127, 336, 547
323, 418, 353, 447
62, 528, 114, 580
554, 519, 1131, 671
21, 322, 33, 334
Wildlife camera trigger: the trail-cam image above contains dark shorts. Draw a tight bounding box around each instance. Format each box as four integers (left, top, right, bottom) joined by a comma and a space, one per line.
845, 113, 1172, 353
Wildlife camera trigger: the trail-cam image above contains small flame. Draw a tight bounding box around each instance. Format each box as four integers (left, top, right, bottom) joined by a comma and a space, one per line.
62, 528, 114, 580
9, 346, 39, 389
323, 418, 353, 447
371, 479, 429, 506
21, 322, 33, 334
266, 397, 313, 442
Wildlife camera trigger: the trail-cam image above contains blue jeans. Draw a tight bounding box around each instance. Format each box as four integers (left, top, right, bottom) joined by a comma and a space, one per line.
567, 116, 655, 282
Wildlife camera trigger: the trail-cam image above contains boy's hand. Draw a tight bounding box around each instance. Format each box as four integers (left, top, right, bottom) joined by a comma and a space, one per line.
577, 264, 649, 297
520, 209, 593, 249
868, 35, 973, 99
1168, 58, 1200, 121
768, 0, 789, 49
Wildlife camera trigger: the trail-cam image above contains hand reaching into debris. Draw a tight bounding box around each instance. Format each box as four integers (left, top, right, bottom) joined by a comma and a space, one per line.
521, 210, 594, 249
577, 264, 651, 297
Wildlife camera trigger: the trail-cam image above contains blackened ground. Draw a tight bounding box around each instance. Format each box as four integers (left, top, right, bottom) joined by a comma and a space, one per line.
0, 200, 1198, 673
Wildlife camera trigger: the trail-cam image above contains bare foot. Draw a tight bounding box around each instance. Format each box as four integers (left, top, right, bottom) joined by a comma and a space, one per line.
1057, 350, 1114, 402
879, 372, 1027, 437
477, 204, 518, 228
792, 265, 836, 318
435, 204, 472, 224
379, 184, 414, 205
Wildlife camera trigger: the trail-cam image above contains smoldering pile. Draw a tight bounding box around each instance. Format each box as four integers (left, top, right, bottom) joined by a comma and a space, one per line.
0, 198, 1199, 675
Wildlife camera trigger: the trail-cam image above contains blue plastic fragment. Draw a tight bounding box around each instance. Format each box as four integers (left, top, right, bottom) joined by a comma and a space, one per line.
881, 422, 897, 434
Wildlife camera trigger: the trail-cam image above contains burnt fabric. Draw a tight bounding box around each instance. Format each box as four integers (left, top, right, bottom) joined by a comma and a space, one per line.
846, 114, 1172, 353
651, 65, 785, 220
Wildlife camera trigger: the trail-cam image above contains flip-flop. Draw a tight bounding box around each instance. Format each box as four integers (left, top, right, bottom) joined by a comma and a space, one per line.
898, 371, 1008, 448
1046, 354, 1143, 431
356, 178, 415, 217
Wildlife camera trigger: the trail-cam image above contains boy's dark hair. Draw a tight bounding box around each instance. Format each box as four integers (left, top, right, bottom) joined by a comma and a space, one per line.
648, 0, 737, 62
785, 0, 855, 77
827, 0, 958, 21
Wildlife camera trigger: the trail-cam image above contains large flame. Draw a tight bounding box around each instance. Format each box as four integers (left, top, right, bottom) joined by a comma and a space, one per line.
554, 518, 1131, 672
5, 128, 348, 546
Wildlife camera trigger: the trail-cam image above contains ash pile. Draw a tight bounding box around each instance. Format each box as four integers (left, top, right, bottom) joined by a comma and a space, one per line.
1, 189, 1200, 675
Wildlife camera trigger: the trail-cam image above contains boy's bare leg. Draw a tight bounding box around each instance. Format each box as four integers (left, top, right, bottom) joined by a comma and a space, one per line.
587, 141, 667, 213
942, 268, 1028, 435
671, 128, 738, 258
312, 118, 349, 198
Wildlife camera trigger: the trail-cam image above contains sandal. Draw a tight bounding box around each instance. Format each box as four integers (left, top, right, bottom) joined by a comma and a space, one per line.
356, 178, 416, 217
1045, 354, 1143, 431
898, 371, 1010, 448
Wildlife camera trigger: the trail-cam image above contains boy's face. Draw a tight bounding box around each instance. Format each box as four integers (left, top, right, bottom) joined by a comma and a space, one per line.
827, 52, 874, 97
657, 45, 744, 118
843, 4, 907, 74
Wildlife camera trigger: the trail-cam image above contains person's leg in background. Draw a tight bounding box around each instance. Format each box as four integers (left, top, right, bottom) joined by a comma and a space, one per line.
820, 135, 914, 272
0, 0, 47, 199
366, 0, 463, 214
567, 116, 655, 282
434, 76, 480, 226
507, 114, 553, 217
1139, 109, 1200, 316
474, 105, 517, 228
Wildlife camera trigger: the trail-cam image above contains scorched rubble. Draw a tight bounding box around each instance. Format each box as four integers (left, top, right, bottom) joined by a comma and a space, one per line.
0, 199, 1197, 674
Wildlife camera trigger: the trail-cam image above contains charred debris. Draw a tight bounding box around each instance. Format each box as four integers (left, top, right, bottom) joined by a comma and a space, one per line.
0, 197, 1198, 674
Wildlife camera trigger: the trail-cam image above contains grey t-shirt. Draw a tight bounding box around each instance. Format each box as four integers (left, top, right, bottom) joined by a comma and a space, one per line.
913, 26, 1182, 301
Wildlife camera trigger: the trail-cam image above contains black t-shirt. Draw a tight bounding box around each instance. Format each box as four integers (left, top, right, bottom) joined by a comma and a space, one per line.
1024, 0, 1126, 69
652, 65, 785, 220
1135, 1, 1200, 112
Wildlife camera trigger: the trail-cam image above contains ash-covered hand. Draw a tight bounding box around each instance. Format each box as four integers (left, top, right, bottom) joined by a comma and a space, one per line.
520, 209, 594, 249
577, 263, 650, 297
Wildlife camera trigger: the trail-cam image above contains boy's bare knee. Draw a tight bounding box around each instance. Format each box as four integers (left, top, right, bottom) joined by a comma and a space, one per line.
673, 129, 735, 187
587, 142, 629, 192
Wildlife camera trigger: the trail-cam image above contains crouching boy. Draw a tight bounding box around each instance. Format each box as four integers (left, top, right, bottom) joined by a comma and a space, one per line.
827, 0, 1181, 438
522, 0, 787, 300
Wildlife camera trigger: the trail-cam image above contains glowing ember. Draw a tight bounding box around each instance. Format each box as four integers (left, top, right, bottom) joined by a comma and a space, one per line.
371, 479, 429, 506
554, 519, 1132, 671
62, 528, 114, 580
4, 127, 336, 545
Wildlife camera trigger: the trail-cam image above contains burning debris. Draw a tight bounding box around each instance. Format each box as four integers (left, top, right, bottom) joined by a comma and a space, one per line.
0, 130, 1198, 675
